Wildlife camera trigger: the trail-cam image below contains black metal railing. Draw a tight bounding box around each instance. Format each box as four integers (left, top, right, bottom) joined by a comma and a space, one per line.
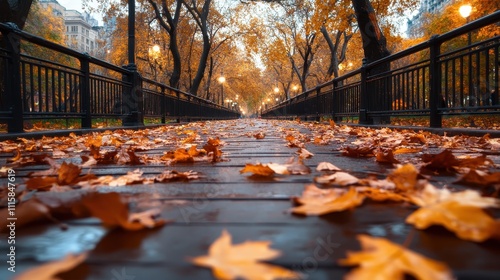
0, 22, 239, 133
263, 11, 500, 128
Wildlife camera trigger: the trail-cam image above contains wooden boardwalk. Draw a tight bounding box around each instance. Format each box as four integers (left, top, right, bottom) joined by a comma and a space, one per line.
1, 119, 499, 279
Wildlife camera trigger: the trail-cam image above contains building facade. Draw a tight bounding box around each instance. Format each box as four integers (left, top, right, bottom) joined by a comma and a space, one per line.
39, 0, 101, 55
407, 0, 453, 38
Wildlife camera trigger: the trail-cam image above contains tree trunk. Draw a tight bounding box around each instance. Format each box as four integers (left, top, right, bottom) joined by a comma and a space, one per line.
182, 0, 212, 96
351, 0, 391, 124
351, 0, 390, 63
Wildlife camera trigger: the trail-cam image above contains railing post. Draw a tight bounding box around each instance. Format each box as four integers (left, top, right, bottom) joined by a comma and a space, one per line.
161, 85, 166, 124
429, 35, 442, 128
4, 24, 24, 133
121, 64, 144, 126
316, 86, 321, 121
359, 58, 371, 124
80, 54, 92, 128
175, 91, 181, 123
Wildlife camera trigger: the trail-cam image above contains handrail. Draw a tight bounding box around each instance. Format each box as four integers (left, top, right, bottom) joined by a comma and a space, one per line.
263, 10, 500, 128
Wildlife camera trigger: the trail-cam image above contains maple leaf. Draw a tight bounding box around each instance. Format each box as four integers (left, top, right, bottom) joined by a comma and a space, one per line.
79, 192, 167, 230
316, 162, 341, 171
455, 169, 500, 187
14, 252, 88, 280
375, 148, 400, 164
339, 235, 453, 280
406, 200, 500, 242
422, 150, 494, 172
314, 172, 359, 186
155, 170, 201, 182
0, 198, 50, 231
254, 132, 266, 139
204, 137, 223, 162
297, 148, 314, 159
387, 164, 419, 192
342, 146, 375, 157
290, 187, 365, 216
240, 163, 276, 177
189, 230, 300, 280
358, 187, 409, 202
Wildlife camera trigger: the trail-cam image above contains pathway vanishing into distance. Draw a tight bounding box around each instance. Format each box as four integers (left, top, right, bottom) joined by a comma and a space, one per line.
1, 119, 499, 279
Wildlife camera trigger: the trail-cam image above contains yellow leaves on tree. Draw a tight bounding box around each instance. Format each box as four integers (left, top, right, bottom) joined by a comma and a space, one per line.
339, 235, 453, 280
189, 230, 300, 280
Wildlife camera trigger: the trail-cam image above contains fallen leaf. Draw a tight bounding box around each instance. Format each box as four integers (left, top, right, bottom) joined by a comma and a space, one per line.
297, 148, 314, 159
375, 149, 400, 164
189, 230, 300, 280
387, 164, 419, 192
316, 162, 341, 171
79, 192, 167, 230
314, 172, 359, 186
342, 146, 375, 157
339, 235, 453, 280
155, 170, 201, 182
240, 163, 276, 177
406, 200, 500, 242
254, 132, 266, 139
291, 187, 365, 216
14, 253, 88, 280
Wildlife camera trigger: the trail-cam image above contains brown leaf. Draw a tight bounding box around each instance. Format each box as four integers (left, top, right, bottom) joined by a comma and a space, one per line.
339, 235, 453, 280
254, 132, 266, 139
189, 230, 300, 280
204, 137, 223, 162
316, 162, 341, 171
342, 146, 375, 157
155, 170, 201, 182
0, 198, 50, 231
375, 149, 400, 164
455, 169, 500, 187
79, 192, 167, 230
290, 187, 365, 216
314, 172, 359, 186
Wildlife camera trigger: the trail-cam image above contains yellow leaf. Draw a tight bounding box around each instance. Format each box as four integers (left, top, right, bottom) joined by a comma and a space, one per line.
339, 235, 453, 280
189, 230, 300, 280
291, 187, 365, 216
406, 200, 500, 242
387, 164, 419, 192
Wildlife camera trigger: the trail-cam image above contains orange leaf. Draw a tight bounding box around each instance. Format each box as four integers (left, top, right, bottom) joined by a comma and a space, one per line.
455, 170, 500, 187
387, 164, 419, 192
339, 235, 453, 280
314, 172, 359, 186
189, 230, 300, 280
240, 163, 275, 177
80, 192, 167, 230
375, 149, 400, 164
290, 187, 365, 216
406, 200, 500, 242
342, 146, 375, 157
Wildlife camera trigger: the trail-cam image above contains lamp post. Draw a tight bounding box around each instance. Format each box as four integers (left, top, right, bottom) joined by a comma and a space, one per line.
218, 75, 226, 106
460, 4, 473, 107
459, 4, 472, 45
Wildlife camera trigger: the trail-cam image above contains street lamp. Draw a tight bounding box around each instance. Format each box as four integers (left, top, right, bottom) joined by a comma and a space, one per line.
460, 4, 473, 107
459, 4, 472, 45
218, 75, 226, 106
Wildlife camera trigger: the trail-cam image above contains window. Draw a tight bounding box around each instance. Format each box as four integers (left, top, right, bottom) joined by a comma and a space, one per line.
70, 26, 78, 33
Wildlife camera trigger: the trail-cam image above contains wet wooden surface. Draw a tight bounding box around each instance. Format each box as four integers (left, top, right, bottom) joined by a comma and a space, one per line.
1, 119, 499, 279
